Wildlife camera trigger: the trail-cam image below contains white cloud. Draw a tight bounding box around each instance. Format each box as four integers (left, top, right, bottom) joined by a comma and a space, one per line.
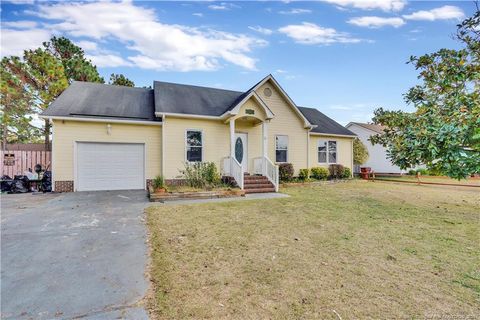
27, 1, 264, 71
3, 0, 35, 4
2, 20, 38, 28
207, 2, 240, 11
192, 13, 203, 17
86, 54, 133, 68
322, 0, 406, 12
76, 40, 98, 51
1, 28, 51, 56
248, 26, 273, 35
279, 8, 312, 15
403, 5, 465, 21
348, 16, 405, 28
275, 69, 287, 74
279, 22, 364, 45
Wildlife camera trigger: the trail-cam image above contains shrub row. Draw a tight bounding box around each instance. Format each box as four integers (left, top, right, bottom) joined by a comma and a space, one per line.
279, 163, 352, 182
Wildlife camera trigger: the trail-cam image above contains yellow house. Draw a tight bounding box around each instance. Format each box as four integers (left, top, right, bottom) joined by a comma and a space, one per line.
41, 75, 356, 193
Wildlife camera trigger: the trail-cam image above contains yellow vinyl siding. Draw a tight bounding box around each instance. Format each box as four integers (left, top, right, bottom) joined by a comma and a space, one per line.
309, 135, 354, 173
231, 97, 267, 122
255, 81, 309, 174
163, 117, 230, 179
52, 120, 162, 181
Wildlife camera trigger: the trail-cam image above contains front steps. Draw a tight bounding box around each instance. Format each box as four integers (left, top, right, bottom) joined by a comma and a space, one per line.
243, 173, 275, 194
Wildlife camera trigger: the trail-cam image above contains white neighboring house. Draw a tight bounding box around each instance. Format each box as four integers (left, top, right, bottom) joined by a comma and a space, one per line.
346, 122, 405, 174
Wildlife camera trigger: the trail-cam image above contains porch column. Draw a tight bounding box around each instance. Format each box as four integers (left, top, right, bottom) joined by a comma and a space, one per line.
262, 121, 268, 158
230, 118, 235, 158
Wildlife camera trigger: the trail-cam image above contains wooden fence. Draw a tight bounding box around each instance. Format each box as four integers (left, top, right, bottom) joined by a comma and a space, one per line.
1, 150, 51, 178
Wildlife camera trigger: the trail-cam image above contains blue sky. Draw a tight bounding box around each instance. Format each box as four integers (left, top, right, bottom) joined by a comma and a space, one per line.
1, 0, 476, 125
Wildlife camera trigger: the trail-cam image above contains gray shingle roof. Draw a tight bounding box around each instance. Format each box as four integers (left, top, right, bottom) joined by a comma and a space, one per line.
42, 81, 157, 121
154, 81, 243, 116
43, 79, 356, 138
298, 107, 356, 136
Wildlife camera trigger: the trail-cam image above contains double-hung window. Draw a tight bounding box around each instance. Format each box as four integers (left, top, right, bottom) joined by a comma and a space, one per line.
186, 130, 202, 162
275, 135, 288, 163
318, 140, 337, 164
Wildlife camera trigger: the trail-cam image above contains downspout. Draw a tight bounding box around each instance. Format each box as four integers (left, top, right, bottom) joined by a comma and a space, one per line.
306, 130, 310, 169
161, 114, 165, 177
51, 119, 55, 192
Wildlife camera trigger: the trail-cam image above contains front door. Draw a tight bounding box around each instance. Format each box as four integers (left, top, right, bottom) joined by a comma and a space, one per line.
234, 133, 248, 172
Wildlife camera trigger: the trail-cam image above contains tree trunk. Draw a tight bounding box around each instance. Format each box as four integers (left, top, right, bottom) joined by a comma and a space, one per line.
44, 119, 51, 151
2, 122, 7, 152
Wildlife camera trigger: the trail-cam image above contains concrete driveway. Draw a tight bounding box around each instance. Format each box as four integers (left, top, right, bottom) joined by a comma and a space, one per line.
1, 191, 150, 319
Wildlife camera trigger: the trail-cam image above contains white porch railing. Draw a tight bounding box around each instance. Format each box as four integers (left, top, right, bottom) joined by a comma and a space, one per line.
222, 156, 244, 189
253, 156, 279, 192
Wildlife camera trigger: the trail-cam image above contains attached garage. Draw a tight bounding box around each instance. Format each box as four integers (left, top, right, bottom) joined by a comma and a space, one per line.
76, 142, 145, 191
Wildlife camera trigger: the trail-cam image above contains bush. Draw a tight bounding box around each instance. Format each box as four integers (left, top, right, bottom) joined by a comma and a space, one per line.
180, 162, 221, 188
311, 167, 329, 180
408, 169, 417, 175
342, 167, 352, 179
279, 163, 294, 182
329, 164, 345, 179
152, 175, 165, 189
416, 168, 429, 176
298, 169, 310, 181
353, 137, 369, 165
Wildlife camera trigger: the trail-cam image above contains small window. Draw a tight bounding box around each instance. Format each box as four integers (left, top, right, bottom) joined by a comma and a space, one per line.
263, 87, 272, 97
275, 135, 288, 163
318, 140, 337, 164
186, 130, 202, 162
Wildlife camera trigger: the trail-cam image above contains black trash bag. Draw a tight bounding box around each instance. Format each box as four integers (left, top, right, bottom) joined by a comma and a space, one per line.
1, 175, 14, 193
41, 170, 52, 192
9, 175, 30, 194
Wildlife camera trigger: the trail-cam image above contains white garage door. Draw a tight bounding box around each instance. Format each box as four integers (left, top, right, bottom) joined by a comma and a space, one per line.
76, 142, 145, 191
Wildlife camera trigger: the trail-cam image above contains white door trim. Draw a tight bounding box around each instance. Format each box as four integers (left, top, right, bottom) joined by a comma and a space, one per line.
234, 133, 248, 172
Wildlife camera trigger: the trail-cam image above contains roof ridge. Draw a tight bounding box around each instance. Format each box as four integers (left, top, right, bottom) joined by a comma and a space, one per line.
71, 81, 152, 91
153, 80, 243, 94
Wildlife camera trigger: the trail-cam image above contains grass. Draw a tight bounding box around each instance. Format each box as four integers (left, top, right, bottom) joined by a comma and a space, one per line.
146, 180, 480, 319
375, 175, 480, 186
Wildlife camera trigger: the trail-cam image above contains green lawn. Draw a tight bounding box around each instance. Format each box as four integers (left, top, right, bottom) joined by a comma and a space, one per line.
375, 175, 480, 186
146, 180, 480, 319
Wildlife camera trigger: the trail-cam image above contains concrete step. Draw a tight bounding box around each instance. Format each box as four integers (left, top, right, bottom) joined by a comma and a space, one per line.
244, 178, 269, 184
244, 187, 276, 194
244, 176, 268, 180
244, 183, 274, 189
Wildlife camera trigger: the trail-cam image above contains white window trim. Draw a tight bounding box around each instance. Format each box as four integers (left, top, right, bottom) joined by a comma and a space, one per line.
318, 139, 338, 164
185, 129, 204, 163
275, 135, 288, 163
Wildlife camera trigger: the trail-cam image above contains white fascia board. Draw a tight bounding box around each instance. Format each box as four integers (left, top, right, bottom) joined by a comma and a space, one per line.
252, 74, 314, 129
154, 112, 225, 120
227, 91, 275, 119
309, 132, 356, 138
40, 115, 162, 126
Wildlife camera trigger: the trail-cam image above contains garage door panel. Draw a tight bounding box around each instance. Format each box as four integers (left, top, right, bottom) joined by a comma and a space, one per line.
77, 142, 145, 191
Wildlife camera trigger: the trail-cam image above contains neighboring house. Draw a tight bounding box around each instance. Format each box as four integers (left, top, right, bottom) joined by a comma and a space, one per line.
346, 122, 405, 174
40, 74, 356, 192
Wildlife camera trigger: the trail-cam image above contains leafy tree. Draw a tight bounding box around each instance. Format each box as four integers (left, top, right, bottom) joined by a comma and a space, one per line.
1, 37, 104, 149
0, 57, 40, 148
43, 36, 104, 83
370, 11, 480, 179
353, 137, 369, 165
4, 49, 69, 150
109, 73, 135, 87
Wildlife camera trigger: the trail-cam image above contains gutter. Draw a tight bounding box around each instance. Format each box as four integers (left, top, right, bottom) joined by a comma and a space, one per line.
309, 132, 356, 138
40, 115, 162, 126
